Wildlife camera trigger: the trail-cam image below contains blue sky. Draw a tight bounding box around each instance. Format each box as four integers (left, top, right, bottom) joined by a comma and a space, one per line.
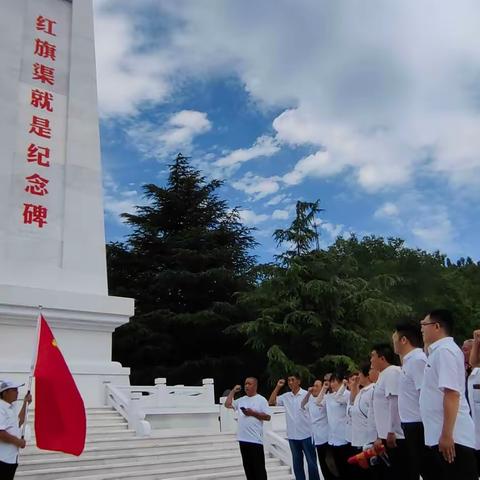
93, 0, 480, 263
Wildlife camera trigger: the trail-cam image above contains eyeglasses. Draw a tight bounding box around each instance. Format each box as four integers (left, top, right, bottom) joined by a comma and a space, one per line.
420, 321, 438, 327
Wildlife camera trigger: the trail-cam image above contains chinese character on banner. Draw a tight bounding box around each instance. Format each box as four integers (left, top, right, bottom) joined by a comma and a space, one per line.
25, 173, 49, 196
32, 63, 55, 86
23, 203, 48, 228
34, 38, 57, 61
36, 16, 57, 36
31, 89, 53, 112
27, 144, 50, 167
29, 116, 52, 139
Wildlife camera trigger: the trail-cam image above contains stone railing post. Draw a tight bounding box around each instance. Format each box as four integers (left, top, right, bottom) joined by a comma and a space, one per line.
154, 377, 168, 407
202, 378, 215, 405
219, 396, 237, 433
127, 391, 151, 437
103, 380, 111, 406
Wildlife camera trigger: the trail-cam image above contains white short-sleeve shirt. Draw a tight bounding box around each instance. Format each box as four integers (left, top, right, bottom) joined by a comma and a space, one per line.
398, 348, 427, 423
420, 337, 475, 448
373, 365, 405, 440
306, 394, 328, 446
350, 383, 377, 447
325, 390, 350, 446
233, 394, 271, 445
467, 368, 480, 450
0, 399, 20, 464
277, 389, 311, 440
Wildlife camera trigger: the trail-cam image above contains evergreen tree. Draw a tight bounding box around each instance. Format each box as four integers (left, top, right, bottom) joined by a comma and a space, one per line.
107, 154, 261, 395
273, 200, 323, 259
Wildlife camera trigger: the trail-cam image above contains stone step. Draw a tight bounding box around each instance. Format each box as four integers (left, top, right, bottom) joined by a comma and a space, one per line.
23, 434, 238, 457
16, 456, 283, 479
76, 466, 293, 480
19, 447, 245, 471
28, 428, 137, 446
22, 437, 239, 460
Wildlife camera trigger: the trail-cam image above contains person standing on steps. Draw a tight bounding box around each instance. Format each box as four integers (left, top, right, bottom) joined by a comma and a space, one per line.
225, 377, 271, 480
269, 374, 320, 480
0, 380, 32, 480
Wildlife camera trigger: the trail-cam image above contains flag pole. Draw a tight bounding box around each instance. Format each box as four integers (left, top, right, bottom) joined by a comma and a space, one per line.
21, 306, 42, 439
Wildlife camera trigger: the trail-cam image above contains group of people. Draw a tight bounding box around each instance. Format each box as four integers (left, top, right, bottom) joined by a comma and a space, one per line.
226, 308, 480, 480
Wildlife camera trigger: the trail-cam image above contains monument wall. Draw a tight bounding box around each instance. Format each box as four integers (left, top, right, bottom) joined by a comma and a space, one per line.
0, 0, 134, 406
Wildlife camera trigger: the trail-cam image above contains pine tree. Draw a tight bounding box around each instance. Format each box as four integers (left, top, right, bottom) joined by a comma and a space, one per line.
107, 154, 262, 394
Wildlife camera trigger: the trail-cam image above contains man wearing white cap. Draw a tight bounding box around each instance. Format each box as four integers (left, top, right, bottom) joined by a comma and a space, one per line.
0, 380, 32, 480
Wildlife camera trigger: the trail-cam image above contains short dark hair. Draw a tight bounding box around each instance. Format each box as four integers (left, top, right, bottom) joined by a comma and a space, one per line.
245, 377, 258, 385
372, 343, 396, 365
359, 363, 370, 377
428, 309, 454, 335
330, 371, 345, 383
395, 323, 423, 348
288, 373, 302, 380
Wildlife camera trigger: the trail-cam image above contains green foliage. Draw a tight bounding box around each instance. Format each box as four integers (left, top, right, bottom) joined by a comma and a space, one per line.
107, 154, 262, 395
107, 156, 480, 394
236, 210, 480, 384
274, 200, 323, 259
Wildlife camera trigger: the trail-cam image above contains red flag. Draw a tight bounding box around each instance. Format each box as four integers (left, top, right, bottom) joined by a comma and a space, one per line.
33, 315, 86, 455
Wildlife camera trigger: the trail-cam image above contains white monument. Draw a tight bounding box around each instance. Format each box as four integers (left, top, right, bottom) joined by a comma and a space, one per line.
0, 0, 134, 406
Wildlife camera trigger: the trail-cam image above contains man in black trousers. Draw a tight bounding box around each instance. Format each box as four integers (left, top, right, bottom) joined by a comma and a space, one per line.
392, 323, 434, 480
419, 309, 478, 480
225, 377, 271, 480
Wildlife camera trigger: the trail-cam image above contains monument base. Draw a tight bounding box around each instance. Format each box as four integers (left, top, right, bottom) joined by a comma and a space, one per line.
0, 284, 134, 407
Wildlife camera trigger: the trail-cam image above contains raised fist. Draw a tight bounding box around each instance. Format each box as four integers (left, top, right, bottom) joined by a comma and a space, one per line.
277, 379, 286, 388
232, 385, 242, 393
474, 330, 480, 343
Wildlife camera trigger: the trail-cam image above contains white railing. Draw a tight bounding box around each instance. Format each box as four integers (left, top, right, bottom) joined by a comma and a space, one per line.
108, 378, 216, 411
104, 383, 151, 437
264, 429, 292, 468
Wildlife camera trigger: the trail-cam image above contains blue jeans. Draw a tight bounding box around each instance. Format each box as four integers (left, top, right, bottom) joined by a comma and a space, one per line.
288, 437, 321, 480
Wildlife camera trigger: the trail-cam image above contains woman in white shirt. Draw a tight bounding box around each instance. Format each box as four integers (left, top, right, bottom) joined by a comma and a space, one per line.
318, 372, 354, 480
348, 364, 377, 479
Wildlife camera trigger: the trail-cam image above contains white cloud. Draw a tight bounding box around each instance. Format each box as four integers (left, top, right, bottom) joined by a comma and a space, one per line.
266, 194, 289, 206
93, 1, 175, 117
317, 220, 345, 239
94, 1, 480, 195
127, 110, 211, 159
373, 193, 456, 252
103, 173, 144, 224
282, 150, 344, 186
272, 209, 289, 220
215, 135, 279, 170
411, 209, 454, 252
232, 172, 281, 200
374, 202, 400, 219
239, 209, 269, 225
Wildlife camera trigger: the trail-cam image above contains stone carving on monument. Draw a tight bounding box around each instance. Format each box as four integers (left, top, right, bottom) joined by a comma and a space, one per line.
0, 0, 134, 406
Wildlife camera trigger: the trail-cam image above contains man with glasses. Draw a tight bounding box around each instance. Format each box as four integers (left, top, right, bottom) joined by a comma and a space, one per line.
419, 309, 478, 480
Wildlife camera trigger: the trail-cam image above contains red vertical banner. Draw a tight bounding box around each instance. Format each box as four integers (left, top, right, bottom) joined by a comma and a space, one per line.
33, 315, 86, 456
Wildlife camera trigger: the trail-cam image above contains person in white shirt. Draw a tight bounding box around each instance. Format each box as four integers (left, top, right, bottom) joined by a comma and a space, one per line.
0, 380, 31, 480
370, 343, 409, 480
469, 329, 480, 471
392, 322, 433, 480
316, 372, 354, 480
419, 309, 478, 480
301, 375, 336, 480
348, 364, 377, 453
225, 377, 271, 480
269, 374, 320, 480
348, 364, 377, 480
